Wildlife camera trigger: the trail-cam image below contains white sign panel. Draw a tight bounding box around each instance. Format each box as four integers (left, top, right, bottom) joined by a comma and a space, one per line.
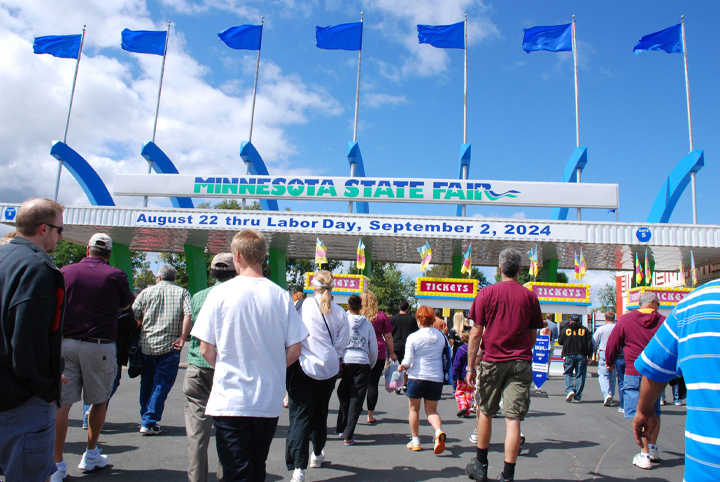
113, 174, 619, 209
130, 210, 587, 241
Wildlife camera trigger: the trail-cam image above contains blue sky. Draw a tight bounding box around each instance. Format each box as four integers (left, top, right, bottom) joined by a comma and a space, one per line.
1, 0, 718, 297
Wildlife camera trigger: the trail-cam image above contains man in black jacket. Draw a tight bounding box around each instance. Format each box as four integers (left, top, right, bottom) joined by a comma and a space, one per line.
558, 314, 594, 403
0, 198, 66, 482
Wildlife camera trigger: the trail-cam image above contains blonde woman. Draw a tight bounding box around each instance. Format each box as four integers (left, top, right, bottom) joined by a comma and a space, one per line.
361, 290, 396, 424
285, 271, 349, 482
448, 311, 470, 360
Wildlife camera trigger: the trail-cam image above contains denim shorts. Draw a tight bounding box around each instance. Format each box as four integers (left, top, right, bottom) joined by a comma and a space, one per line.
406, 378, 443, 401
0, 396, 57, 482
623, 374, 661, 419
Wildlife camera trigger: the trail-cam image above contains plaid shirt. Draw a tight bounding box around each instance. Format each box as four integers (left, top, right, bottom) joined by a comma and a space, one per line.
133, 281, 192, 356
187, 283, 218, 369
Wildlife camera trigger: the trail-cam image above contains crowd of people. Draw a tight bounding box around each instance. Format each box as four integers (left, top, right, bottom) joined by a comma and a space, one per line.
0, 197, 716, 482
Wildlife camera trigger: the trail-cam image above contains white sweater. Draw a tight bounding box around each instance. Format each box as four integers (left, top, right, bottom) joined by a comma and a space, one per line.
342, 313, 378, 367
298, 297, 350, 380
401, 327, 445, 383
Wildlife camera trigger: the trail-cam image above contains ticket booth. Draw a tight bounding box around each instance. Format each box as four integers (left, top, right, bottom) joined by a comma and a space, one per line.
303, 272, 370, 306
415, 277, 478, 311
524, 282, 592, 376
626, 286, 692, 316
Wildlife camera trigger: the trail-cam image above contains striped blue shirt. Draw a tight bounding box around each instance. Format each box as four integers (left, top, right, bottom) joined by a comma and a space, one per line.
636, 279, 720, 482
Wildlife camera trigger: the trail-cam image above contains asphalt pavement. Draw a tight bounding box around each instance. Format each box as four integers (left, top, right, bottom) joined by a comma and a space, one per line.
52, 347, 686, 481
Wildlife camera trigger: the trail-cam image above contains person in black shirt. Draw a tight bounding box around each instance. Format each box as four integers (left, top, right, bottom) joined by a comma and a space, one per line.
390, 300, 418, 394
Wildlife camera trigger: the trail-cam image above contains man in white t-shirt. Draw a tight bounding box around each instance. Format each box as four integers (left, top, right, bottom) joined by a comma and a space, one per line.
192, 230, 308, 482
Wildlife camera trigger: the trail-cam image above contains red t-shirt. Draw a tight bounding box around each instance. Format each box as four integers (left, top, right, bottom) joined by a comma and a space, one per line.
371, 311, 393, 360
469, 280, 544, 362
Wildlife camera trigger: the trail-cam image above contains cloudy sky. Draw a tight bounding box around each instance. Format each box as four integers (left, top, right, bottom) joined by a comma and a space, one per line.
2, 0, 718, 303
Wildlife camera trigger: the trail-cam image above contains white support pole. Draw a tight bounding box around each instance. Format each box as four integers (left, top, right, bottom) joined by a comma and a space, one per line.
145, 20, 171, 207
54, 26, 86, 202
681, 16, 697, 224
572, 16, 581, 221
349, 12, 363, 214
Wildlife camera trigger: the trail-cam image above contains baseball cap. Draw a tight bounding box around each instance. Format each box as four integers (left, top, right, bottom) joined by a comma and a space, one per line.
570, 314, 580, 322
88, 233, 112, 251
211, 253, 234, 271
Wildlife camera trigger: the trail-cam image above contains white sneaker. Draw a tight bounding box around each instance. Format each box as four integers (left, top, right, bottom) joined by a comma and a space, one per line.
618, 407, 625, 413
565, 391, 575, 402
469, 428, 478, 444
309, 450, 325, 468
633, 452, 652, 469
78, 448, 108, 471
604, 395, 612, 406
648, 444, 660, 462
50, 463, 67, 481
291, 468, 305, 482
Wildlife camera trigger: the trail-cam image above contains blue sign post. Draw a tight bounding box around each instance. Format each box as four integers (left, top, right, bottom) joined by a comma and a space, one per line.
532, 335, 551, 388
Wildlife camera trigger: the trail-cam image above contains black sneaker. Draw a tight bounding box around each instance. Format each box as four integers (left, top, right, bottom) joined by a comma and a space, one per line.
496, 474, 514, 482
465, 458, 488, 481
518, 434, 525, 455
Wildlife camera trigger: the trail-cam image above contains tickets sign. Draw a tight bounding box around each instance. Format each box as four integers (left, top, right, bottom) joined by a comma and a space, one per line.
416, 278, 478, 299
524, 282, 591, 305
303, 273, 369, 294
627, 286, 692, 308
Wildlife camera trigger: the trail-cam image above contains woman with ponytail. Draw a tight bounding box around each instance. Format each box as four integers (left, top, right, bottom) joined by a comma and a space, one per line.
361, 290, 396, 424
285, 271, 349, 482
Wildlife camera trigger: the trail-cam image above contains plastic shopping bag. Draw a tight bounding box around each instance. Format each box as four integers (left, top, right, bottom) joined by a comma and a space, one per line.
384, 360, 403, 392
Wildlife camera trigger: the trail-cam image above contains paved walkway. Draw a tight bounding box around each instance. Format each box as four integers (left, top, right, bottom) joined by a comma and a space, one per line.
53, 349, 686, 481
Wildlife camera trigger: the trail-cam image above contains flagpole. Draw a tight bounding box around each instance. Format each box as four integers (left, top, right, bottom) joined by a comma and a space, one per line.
681, 16, 697, 224
54, 26, 86, 202
243, 16, 264, 210
572, 16, 581, 221
144, 20, 171, 207
349, 12, 363, 214
461, 13, 468, 218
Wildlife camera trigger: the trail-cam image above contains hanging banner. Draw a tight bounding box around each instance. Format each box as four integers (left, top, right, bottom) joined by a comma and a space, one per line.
113, 173, 619, 209
532, 335, 551, 388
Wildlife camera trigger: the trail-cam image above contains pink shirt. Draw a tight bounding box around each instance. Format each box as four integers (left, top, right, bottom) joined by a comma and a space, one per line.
371, 311, 393, 360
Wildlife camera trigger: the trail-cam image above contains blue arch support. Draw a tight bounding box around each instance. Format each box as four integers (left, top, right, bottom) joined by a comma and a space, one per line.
551, 147, 588, 220
141, 142, 194, 209
647, 150, 704, 223
50, 141, 115, 206
239, 141, 279, 211
347, 142, 369, 214
455, 143, 471, 217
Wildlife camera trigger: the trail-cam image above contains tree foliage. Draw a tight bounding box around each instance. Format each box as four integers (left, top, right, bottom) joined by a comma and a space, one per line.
347, 262, 415, 315
286, 258, 343, 294
51, 240, 86, 268
592, 282, 617, 313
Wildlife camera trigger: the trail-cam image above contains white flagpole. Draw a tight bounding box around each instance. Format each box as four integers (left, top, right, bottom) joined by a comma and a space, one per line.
572, 15, 581, 221
54, 26, 86, 202
145, 20, 171, 207
681, 16, 697, 224
349, 12, 363, 214
243, 16, 263, 210
461, 13, 468, 218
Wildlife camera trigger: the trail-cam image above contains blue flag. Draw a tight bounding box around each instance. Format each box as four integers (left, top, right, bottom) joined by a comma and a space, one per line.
121, 29, 167, 55
522, 23, 572, 53
218, 25, 262, 50
417, 22, 464, 49
316, 22, 362, 51
33, 34, 82, 59
633, 23, 683, 54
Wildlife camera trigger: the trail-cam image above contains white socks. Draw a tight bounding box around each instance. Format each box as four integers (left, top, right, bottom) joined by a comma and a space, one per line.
56, 460, 67, 472
86, 447, 99, 458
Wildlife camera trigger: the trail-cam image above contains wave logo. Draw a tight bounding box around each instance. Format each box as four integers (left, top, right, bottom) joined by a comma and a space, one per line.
482, 186, 520, 201
4, 207, 16, 221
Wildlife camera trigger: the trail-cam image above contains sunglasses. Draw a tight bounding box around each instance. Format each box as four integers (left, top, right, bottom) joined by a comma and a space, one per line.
45, 223, 64, 235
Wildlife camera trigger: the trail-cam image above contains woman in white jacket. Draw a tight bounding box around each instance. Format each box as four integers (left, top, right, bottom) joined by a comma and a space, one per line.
399, 305, 447, 454
285, 271, 350, 482
336, 294, 378, 446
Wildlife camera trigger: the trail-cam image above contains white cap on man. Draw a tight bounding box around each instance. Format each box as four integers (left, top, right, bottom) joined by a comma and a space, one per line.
88, 233, 112, 251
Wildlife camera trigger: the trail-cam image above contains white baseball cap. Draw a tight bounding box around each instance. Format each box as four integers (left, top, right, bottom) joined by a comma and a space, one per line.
88, 233, 112, 251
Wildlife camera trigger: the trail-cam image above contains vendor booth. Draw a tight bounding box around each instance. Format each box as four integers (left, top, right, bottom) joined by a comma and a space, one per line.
303, 272, 370, 306
415, 277, 479, 311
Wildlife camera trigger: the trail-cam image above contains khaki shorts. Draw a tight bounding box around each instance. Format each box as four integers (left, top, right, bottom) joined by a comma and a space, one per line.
475, 359, 533, 421
61, 338, 117, 405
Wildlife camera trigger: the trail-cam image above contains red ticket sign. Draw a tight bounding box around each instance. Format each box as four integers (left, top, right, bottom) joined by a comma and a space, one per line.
627, 287, 691, 307
417, 278, 477, 298
533, 285, 588, 301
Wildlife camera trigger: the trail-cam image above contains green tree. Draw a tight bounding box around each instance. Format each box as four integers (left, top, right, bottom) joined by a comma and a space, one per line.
51, 240, 86, 268
348, 262, 415, 315
134, 267, 157, 290
424, 264, 491, 289
592, 282, 617, 313
286, 258, 342, 294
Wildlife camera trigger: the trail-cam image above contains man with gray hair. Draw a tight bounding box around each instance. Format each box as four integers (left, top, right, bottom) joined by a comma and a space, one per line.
133, 264, 192, 435
606, 291, 665, 470
464, 248, 544, 482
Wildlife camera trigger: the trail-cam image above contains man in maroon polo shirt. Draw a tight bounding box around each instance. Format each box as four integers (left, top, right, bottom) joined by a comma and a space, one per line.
464, 248, 544, 482
51, 233, 133, 481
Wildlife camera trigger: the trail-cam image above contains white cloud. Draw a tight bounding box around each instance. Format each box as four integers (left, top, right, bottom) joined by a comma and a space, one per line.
0, 0, 342, 207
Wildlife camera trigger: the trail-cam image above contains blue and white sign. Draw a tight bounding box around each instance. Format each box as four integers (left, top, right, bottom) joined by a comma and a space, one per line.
4, 207, 16, 221
532, 335, 551, 388
636, 227, 652, 243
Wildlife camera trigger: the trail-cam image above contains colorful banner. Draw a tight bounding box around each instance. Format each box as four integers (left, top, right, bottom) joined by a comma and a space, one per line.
525, 282, 591, 305
416, 277, 478, 299
627, 286, 692, 308
304, 273, 368, 294
113, 174, 619, 209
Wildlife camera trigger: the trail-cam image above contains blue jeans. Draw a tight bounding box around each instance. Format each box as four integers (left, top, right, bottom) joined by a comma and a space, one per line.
563, 354, 587, 400
140, 350, 181, 428
616, 357, 626, 408
83, 363, 123, 426
0, 397, 57, 482
597, 351, 616, 399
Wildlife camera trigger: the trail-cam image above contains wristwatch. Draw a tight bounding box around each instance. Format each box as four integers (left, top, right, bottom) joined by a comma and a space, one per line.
466, 367, 476, 373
